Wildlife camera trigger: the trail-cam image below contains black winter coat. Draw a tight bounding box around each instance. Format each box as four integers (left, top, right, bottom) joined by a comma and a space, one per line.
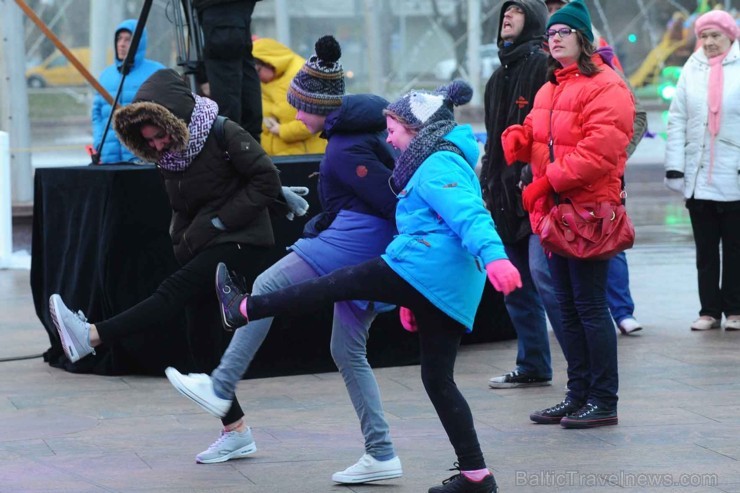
114, 69, 282, 264
480, 0, 548, 244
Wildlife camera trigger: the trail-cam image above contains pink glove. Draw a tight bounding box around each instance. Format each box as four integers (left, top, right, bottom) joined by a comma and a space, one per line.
521, 176, 553, 213
399, 307, 418, 333
486, 259, 522, 296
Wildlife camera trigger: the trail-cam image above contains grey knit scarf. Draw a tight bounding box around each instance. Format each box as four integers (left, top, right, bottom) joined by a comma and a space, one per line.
158, 95, 218, 172
391, 120, 460, 192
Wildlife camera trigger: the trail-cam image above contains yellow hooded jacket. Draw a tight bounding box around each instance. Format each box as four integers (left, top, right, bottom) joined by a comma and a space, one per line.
253, 38, 327, 156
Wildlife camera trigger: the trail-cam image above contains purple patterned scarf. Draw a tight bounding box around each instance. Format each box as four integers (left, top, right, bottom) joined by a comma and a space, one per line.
158, 95, 219, 172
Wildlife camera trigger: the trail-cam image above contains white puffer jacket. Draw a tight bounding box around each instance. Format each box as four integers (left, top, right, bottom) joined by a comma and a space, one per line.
665, 40, 740, 201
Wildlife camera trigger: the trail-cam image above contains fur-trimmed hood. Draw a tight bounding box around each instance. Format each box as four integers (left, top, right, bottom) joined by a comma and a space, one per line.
113, 69, 194, 163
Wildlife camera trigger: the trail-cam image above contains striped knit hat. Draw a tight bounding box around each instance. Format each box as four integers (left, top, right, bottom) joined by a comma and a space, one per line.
287, 35, 345, 116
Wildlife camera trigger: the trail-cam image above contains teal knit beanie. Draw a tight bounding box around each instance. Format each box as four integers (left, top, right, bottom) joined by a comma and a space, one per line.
547, 0, 594, 43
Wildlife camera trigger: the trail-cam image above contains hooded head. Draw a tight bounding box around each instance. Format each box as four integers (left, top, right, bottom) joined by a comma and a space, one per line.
496, 0, 548, 49
384, 80, 473, 131
547, 0, 594, 43
287, 35, 345, 116
113, 69, 195, 162
114, 19, 147, 69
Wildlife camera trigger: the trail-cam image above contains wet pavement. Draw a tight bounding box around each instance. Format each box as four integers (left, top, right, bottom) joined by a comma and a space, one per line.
4, 125, 739, 492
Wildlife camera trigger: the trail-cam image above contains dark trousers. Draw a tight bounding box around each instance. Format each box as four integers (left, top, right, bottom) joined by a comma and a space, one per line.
248, 258, 486, 471
97, 242, 271, 426
199, 1, 262, 142
686, 199, 740, 319
547, 254, 618, 410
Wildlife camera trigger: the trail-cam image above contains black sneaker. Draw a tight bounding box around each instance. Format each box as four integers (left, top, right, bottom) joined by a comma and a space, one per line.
560, 403, 618, 429
429, 466, 498, 493
488, 369, 552, 389
530, 398, 584, 424
215, 262, 249, 331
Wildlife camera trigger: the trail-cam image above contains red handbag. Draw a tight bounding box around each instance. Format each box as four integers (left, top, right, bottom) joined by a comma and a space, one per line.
538, 200, 635, 260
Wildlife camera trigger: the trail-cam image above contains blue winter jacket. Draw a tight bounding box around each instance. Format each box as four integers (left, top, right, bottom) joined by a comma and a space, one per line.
292, 94, 398, 310
382, 125, 509, 330
91, 19, 165, 163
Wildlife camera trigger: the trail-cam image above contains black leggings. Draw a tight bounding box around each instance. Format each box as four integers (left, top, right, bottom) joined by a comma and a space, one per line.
247, 257, 486, 470
97, 242, 271, 426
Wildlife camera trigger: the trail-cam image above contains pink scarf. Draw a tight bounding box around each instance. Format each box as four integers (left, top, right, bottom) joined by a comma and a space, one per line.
706, 51, 728, 183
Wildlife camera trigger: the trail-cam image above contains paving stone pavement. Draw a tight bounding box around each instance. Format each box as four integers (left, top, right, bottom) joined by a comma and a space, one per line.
2, 163, 740, 492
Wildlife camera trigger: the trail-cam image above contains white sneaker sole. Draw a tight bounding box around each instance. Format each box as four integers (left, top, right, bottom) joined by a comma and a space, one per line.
331, 468, 403, 484
196, 442, 257, 464
165, 368, 229, 418
49, 294, 83, 363
488, 380, 552, 389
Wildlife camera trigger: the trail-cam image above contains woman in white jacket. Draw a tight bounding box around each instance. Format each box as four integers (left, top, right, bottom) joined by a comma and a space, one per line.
665, 10, 740, 331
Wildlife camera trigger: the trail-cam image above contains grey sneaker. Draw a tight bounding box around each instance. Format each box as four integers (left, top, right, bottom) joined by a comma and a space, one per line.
331, 454, 403, 484
165, 367, 231, 418
488, 370, 551, 389
196, 427, 257, 464
49, 294, 95, 363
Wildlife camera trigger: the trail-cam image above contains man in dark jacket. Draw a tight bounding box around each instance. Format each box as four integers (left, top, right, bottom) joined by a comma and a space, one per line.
192, 0, 262, 142
479, 0, 563, 390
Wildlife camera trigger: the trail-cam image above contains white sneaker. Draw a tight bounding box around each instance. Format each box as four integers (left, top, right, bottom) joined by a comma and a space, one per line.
725, 318, 740, 331
196, 427, 257, 464
331, 454, 403, 484
617, 317, 643, 335
49, 294, 95, 363
690, 317, 721, 331
165, 367, 232, 418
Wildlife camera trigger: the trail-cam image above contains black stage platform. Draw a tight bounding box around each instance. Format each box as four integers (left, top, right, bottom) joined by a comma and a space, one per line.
31, 158, 513, 377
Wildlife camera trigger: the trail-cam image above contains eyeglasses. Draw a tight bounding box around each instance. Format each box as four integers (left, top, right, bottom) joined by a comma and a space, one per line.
546, 28, 577, 39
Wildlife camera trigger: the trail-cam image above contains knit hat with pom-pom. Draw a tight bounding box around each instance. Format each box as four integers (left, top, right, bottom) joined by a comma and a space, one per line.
287, 35, 345, 115
384, 79, 473, 130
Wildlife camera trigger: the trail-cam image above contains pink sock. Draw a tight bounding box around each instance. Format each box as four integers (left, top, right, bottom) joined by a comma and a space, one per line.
239, 298, 248, 319
462, 469, 491, 482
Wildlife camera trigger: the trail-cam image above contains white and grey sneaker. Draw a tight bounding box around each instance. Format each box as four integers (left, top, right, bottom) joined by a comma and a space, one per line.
49, 294, 95, 363
331, 454, 403, 484
196, 427, 257, 464
165, 367, 232, 418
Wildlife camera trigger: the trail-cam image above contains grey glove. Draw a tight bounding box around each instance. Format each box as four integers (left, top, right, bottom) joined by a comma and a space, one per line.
664, 171, 684, 194
664, 178, 684, 194
282, 186, 310, 221
211, 216, 227, 231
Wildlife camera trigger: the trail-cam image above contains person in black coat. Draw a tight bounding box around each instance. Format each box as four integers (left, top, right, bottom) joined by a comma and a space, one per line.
48, 68, 301, 464
479, 0, 565, 391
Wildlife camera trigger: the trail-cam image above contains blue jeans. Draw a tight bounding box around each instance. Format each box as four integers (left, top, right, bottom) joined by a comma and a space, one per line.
547, 254, 618, 409
211, 252, 395, 459
607, 252, 636, 325
502, 235, 562, 379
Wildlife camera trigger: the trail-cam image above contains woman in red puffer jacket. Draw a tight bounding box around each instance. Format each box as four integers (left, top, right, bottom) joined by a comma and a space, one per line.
502, 0, 634, 430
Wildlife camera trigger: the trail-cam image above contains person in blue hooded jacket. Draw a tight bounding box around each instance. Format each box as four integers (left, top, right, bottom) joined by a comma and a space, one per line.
165, 36, 404, 483
91, 19, 165, 164
168, 79, 521, 493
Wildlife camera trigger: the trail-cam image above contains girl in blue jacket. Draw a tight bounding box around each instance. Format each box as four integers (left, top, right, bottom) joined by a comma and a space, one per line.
170, 80, 520, 493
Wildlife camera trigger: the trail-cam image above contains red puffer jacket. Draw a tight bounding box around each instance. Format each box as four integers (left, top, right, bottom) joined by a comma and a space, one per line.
502, 55, 634, 234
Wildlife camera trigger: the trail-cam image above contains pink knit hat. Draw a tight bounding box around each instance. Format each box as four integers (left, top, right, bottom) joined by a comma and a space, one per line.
694, 10, 738, 41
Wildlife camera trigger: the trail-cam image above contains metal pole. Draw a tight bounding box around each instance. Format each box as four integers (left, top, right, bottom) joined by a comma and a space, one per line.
467, 0, 482, 106
89, 0, 111, 80
0, 131, 11, 266
0, 0, 33, 204
274, 0, 290, 47
363, 0, 383, 95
